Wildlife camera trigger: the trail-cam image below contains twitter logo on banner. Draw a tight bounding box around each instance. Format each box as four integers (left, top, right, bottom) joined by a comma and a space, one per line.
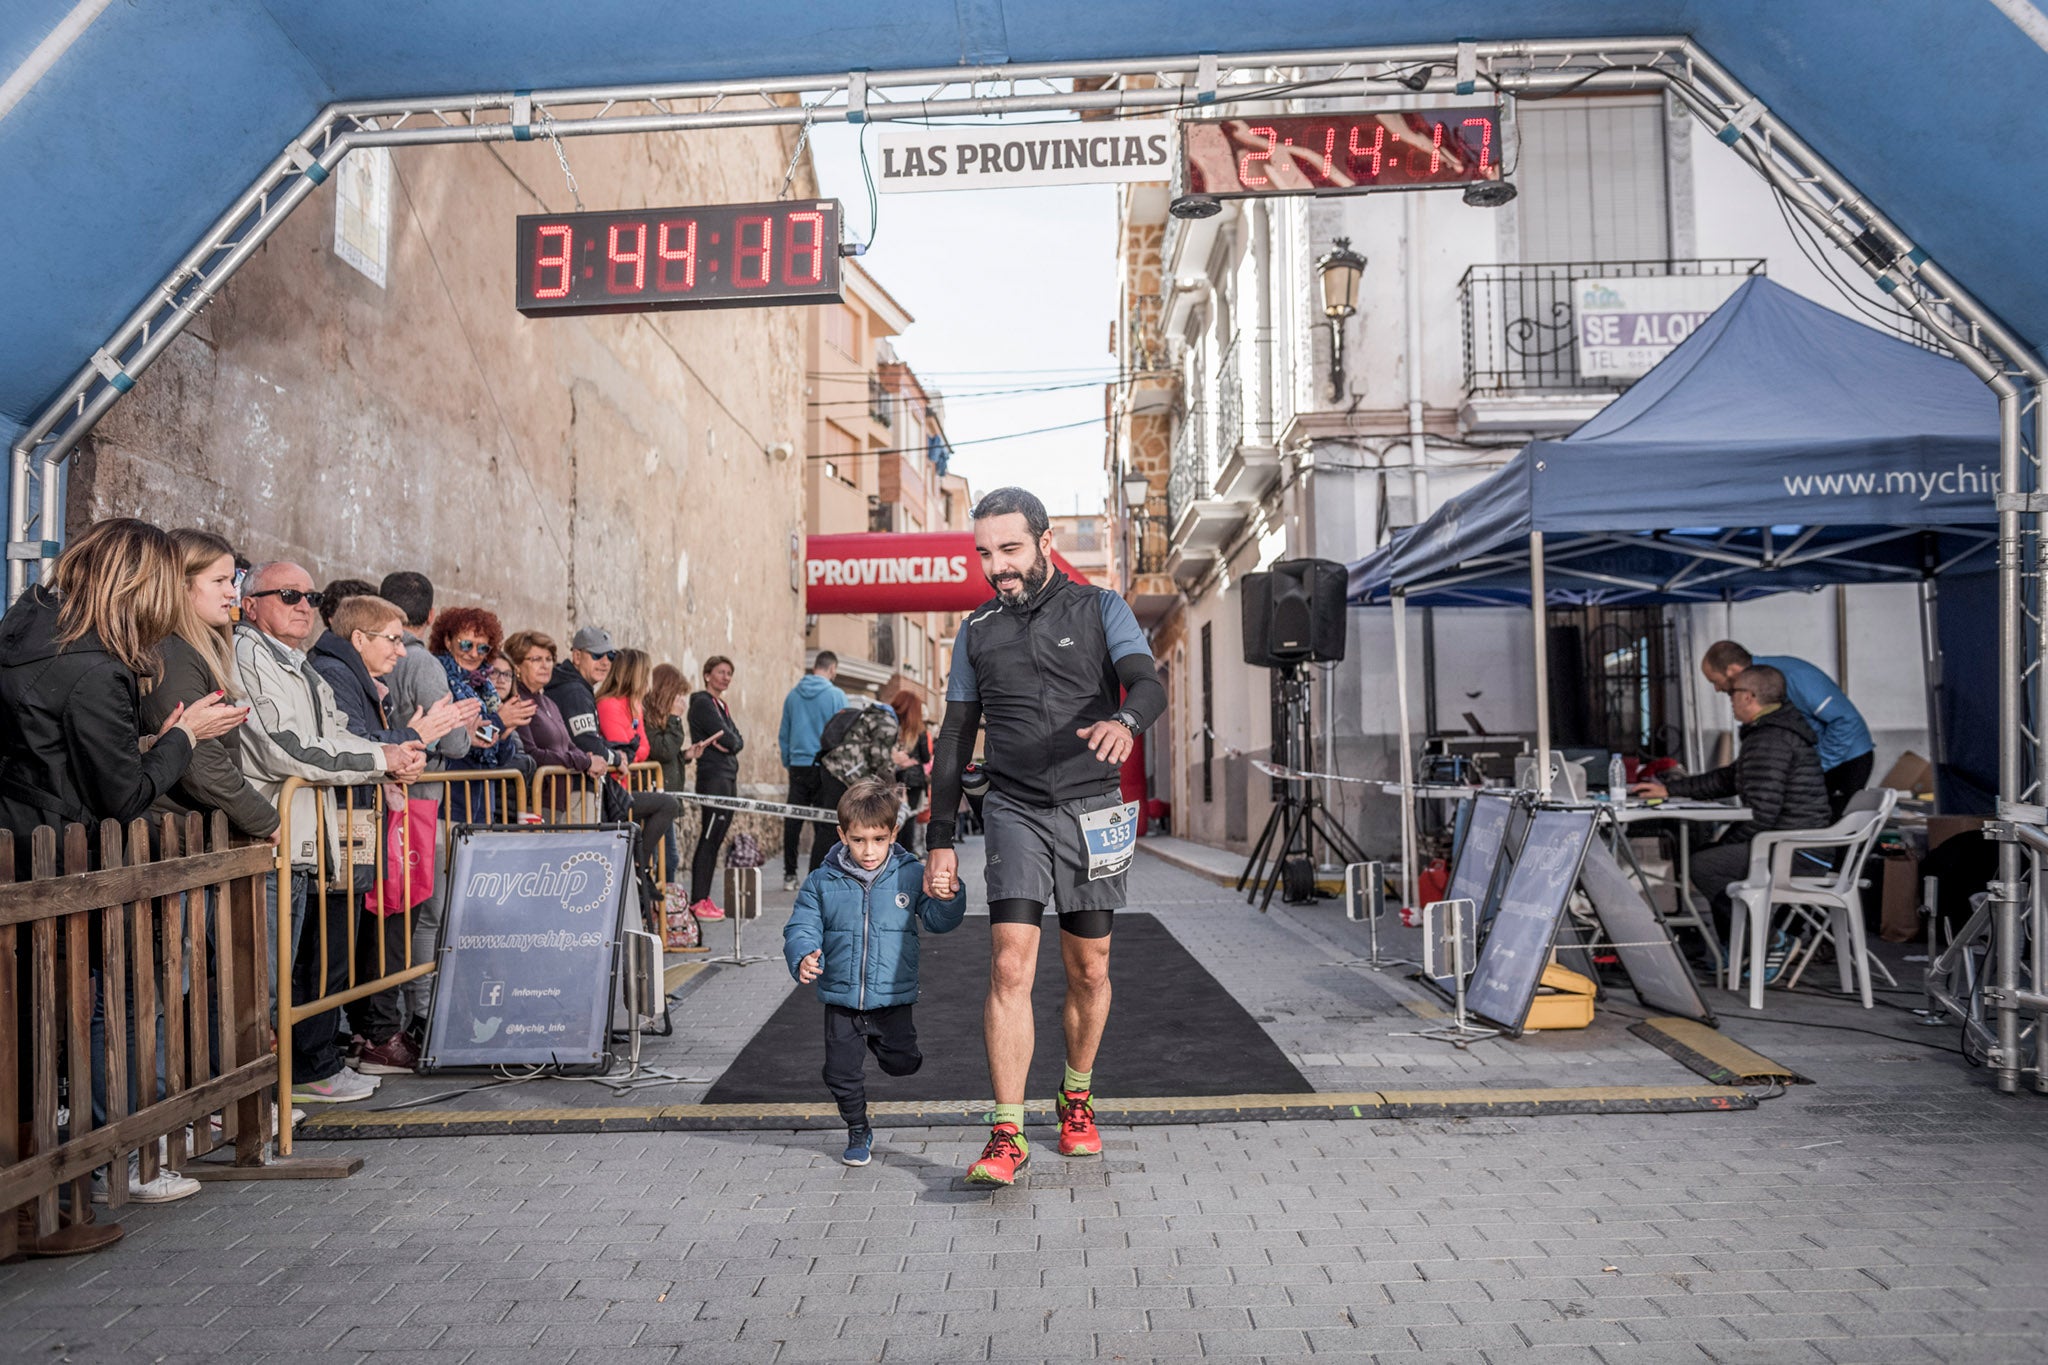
472, 1016, 502, 1043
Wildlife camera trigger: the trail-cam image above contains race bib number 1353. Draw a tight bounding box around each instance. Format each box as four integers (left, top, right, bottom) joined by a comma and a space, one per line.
1077, 801, 1140, 881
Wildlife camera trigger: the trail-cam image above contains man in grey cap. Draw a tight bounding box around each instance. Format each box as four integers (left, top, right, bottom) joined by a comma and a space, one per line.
547, 624, 617, 766
546, 624, 680, 899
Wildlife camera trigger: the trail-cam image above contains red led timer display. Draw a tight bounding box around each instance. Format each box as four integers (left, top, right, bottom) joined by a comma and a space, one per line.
1181, 109, 1502, 197
515, 200, 841, 316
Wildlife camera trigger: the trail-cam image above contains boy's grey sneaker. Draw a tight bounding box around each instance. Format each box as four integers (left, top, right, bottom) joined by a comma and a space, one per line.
842, 1124, 874, 1167
783, 873, 800, 892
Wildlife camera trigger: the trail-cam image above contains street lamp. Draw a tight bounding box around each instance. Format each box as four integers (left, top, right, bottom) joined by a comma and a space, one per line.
1120, 471, 1152, 578
1315, 238, 1367, 401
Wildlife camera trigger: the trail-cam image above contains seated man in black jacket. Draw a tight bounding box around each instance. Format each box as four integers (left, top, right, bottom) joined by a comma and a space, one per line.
1631, 664, 1834, 941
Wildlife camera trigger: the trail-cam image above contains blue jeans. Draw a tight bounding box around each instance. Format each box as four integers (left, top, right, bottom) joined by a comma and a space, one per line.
89, 969, 167, 1130
290, 881, 354, 1085
264, 868, 311, 1013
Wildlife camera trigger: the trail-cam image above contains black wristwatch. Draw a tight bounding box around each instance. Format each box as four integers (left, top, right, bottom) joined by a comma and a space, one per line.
1110, 708, 1142, 734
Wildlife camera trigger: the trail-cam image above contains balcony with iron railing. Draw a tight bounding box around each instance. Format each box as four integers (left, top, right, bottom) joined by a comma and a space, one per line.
1129, 501, 1170, 576
1455, 259, 1773, 434
1164, 397, 1252, 583
1165, 404, 1209, 534
868, 376, 894, 427
1460, 258, 1766, 397
1215, 334, 1244, 462
1210, 331, 1282, 505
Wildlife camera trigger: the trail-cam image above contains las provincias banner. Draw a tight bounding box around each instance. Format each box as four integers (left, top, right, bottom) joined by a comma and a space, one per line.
806, 532, 1088, 614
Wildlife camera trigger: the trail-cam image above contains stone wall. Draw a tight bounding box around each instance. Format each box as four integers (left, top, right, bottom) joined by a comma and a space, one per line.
69, 124, 817, 807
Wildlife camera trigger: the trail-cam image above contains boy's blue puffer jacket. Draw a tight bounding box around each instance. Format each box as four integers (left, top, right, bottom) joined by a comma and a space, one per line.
782, 842, 965, 1009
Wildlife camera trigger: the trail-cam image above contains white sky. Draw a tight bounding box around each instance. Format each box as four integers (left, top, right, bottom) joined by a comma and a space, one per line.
808, 121, 1118, 516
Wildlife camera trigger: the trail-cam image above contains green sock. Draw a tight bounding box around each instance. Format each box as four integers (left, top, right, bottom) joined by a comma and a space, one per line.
1062, 1066, 1093, 1095
992, 1103, 1025, 1130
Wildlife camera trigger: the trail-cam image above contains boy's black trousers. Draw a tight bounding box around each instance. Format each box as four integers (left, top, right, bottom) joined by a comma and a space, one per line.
822, 1003, 922, 1127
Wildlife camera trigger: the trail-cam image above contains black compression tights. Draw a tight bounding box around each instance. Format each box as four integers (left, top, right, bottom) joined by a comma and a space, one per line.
987, 897, 1114, 940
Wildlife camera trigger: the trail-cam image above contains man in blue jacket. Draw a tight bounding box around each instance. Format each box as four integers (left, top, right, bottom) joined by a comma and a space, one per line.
784, 779, 965, 1167
1702, 640, 1873, 818
779, 650, 848, 889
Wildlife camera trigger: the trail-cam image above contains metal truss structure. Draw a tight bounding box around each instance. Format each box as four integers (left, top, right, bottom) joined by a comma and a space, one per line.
7, 35, 2045, 1093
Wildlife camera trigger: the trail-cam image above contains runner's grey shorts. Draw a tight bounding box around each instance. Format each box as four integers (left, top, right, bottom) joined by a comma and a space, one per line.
982, 789, 1133, 914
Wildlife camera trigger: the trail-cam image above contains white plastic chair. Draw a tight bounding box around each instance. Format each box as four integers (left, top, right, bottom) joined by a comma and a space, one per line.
1723, 788, 1898, 1011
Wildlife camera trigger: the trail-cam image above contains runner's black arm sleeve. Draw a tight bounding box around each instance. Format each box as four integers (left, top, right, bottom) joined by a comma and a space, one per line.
1115, 652, 1167, 734
925, 699, 982, 852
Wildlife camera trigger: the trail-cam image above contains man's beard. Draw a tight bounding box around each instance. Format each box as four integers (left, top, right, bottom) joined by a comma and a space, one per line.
992, 549, 1052, 606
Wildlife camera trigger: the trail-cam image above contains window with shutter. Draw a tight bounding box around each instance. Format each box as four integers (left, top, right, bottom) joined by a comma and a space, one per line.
1515, 96, 1670, 264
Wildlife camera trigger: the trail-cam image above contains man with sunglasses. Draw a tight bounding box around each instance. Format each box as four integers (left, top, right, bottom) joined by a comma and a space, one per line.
235, 562, 431, 1104
547, 625, 620, 775
1630, 664, 1832, 962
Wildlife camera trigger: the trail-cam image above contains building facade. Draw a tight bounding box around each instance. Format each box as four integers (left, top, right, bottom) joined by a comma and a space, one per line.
802, 261, 971, 712
68, 122, 819, 812
1107, 79, 1937, 856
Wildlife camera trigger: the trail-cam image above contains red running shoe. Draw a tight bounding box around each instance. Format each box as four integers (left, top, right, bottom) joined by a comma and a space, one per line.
1056, 1088, 1101, 1157
965, 1123, 1030, 1186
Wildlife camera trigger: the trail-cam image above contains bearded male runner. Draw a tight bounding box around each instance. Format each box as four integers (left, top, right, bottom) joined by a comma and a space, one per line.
924, 487, 1166, 1186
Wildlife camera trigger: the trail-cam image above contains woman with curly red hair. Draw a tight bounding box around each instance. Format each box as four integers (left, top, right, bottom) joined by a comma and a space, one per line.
429, 607, 535, 801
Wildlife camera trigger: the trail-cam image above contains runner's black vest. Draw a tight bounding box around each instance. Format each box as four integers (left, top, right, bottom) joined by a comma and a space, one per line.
962, 572, 1125, 809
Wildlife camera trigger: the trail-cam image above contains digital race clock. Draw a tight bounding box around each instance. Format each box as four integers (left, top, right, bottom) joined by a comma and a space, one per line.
1181, 108, 1503, 198
515, 199, 842, 317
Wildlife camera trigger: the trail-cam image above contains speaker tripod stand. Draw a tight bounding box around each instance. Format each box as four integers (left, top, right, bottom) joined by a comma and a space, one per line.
1237, 664, 1369, 913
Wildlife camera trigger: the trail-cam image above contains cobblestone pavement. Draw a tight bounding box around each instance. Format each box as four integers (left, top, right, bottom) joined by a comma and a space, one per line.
3, 842, 2045, 1363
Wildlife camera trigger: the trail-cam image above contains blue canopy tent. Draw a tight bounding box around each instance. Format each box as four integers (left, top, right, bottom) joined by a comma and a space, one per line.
1345, 276, 2000, 904
1349, 277, 1999, 608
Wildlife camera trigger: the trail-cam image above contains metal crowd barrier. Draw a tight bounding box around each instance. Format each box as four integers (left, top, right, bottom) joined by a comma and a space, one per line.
524, 760, 682, 889
527, 763, 603, 825
1, 813, 281, 1256
271, 768, 526, 1155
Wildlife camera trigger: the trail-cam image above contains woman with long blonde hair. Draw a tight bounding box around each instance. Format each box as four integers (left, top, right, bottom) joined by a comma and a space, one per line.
0, 518, 246, 851
136, 529, 278, 840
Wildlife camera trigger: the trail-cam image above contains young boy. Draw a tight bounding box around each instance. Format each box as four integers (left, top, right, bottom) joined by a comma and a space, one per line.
784, 778, 966, 1166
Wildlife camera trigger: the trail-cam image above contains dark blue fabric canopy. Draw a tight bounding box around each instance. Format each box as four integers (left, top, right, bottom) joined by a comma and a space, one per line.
1, 1, 2046, 454
1348, 277, 2001, 606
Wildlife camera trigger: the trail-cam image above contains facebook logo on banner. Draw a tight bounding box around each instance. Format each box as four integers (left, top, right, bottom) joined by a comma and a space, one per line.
481, 980, 505, 1007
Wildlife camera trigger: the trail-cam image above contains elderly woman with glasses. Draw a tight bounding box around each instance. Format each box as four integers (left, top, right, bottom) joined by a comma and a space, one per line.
307, 594, 466, 1077
430, 607, 536, 800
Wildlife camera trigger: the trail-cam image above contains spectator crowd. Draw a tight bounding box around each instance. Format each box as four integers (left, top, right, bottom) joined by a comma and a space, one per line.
0, 517, 788, 1203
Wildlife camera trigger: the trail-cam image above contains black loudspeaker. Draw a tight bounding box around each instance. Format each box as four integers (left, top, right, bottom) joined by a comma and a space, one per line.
1241, 558, 1348, 666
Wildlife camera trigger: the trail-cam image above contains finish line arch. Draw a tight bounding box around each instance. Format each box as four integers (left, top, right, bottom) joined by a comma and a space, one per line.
2, 17, 2043, 1095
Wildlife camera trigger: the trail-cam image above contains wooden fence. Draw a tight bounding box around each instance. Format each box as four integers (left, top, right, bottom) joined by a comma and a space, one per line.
1, 812, 294, 1258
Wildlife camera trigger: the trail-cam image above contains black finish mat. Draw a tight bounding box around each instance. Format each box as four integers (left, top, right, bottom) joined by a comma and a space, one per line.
702, 912, 1314, 1104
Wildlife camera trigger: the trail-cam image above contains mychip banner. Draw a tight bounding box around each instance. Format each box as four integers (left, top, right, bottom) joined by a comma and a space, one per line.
422, 826, 633, 1071
874, 121, 1174, 193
